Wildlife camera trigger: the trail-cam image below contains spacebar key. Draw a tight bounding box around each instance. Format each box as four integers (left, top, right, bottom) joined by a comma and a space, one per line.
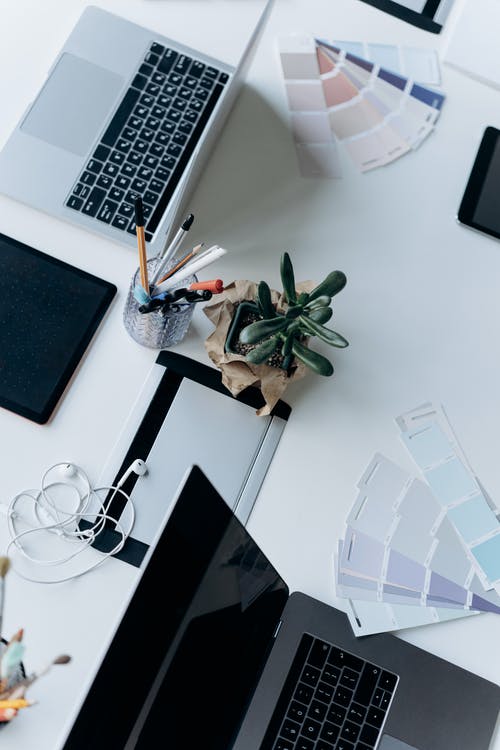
101, 88, 140, 147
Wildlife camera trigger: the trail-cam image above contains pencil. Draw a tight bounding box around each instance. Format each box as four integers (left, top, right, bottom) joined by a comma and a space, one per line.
155, 243, 204, 286
134, 197, 149, 294
0, 699, 33, 709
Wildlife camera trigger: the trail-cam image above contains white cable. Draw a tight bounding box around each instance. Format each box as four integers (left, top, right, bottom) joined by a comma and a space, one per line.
2, 460, 146, 584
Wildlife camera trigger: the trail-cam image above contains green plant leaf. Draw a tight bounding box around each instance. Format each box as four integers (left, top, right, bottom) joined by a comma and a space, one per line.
292, 340, 334, 376
309, 271, 347, 302
280, 252, 297, 304
245, 336, 279, 364
281, 331, 295, 357
297, 292, 309, 305
300, 316, 349, 347
257, 281, 275, 319
239, 316, 288, 344
305, 295, 331, 310
308, 306, 333, 324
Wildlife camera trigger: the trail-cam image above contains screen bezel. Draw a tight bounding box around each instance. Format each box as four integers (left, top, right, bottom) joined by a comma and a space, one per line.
457, 126, 500, 241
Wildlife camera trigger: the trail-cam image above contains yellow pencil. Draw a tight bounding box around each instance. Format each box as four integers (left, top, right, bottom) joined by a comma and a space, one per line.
0, 699, 33, 709
134, 197, 149, 293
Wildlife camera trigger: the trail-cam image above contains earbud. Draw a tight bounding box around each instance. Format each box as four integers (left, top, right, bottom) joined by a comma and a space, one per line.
60, 463, 78, 478
116, 459, 147, 488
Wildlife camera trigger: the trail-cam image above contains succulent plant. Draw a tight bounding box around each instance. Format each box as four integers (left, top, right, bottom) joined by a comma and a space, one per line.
238, 252, 348, 376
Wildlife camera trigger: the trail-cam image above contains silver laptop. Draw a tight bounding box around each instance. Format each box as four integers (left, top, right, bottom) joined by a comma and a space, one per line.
0, 4, 271, 254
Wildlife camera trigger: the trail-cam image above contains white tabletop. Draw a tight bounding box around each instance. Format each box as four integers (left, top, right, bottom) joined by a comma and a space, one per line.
0, 0, 499, 747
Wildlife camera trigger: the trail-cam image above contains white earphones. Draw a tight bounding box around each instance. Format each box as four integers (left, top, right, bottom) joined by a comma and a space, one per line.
4, 459, 148, 584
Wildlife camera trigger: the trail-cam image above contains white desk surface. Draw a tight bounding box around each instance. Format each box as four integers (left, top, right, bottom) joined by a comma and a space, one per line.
0, 0, 499, 747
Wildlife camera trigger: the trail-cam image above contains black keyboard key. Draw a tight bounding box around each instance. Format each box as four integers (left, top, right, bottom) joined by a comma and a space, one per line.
121, 163, 137, 177
66, 195, 83, 210
150, 42, 165, 56
86, 158, 102, 174
322, 665, 340, 686
360, 724, 379, 746
146, 82, 161, 96
138, 166, 153, 181
174, 54, 192, 75
173, 96, 187, 111
316, 743, 334, 750
123, 127, 138, 142
96, 199, 118, 223
109, 187, 124, 202
152, 105, 166, 119
372, 689, 383, 707
97, 174, 113, 189
102, 88, 140, 147
189, 97, 204, 112
93, 144, 111, 161
132, 178, 147, 193
126, 190, 140, 204
127, 219, 137, 235
200, 75, 214, 90
164, 83, 178, 97
380, 691, 392, 710
379, 671, 397, 692
115, 139, 131, 154
140, 93, 155, 107
120, 202, 134, 218
167, 143, 182, 158
328, 649, 365, 673
274, 740, 293, 750
73, 182, 90, 198
295, 683, 313, 705
206, 66, 218, 78
366, 706, 385, 728
347, 702, 366, 724
281, 720, 300, 742
160, 154, 175, 170
336, 742, 354, 750
155, 132, 170, 146
356, 744, 374, 750
82, 186, 106, 217
184, 109, 199, 123
333, 686, 353, 707
308, 700, 326, 722
194, 86, 209, 101
143, 155, 159, 169
135, 139, 149, 153
139, 63, 154, 77
152, 71, 166, 86
134, 104, 149, 118
143, 190, 159, 206
110, 150, 125, 164
178, 86, 192, 100
161, 120, 176, 135
149, 143, 164, 158
116, 174, 131, 189
143, 205, 152, 219
139, 128, 155, 142
158, 94, 172, 108
178, 120, 193, 135
327, 704, 346, 725
340, 668, 359, 689
301, 665, 320, 687
167, 108, 182, 123
158, 48, 178, 74
320, 722, 340, 744
80, 171, 96, 186
144, 52, 159, 66
127, 151, 143, 166
341, 721, 360, 743
155, 167, 170, 181
112, 215, 128, 231
132, 73, 148, 90
189, 60, 205, 78
296, 739, 314, 750
173, 132, 187, 146
129, 115, 143, 130
353, 664, 380, 706
102, 163, 118, 178
316, 682, 334, 703
287, 701, 307, 724
168, 72, 183, 86
146, 116, 161, 131
149, 178, 164, 193
184, 75, 197, 89
301, 719, 320, 742
219, 71, 229, 84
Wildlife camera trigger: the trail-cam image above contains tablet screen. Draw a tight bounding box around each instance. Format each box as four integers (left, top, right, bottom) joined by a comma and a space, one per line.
458, 127, 500, 242
471, 137, 500, 234
0, 234, 116, 423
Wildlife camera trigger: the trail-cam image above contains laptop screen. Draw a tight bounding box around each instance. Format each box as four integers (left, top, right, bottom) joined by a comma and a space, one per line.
63, 465, 289, 749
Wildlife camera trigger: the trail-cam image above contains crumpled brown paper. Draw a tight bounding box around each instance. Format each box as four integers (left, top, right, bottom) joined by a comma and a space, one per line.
204, 279, 315, 416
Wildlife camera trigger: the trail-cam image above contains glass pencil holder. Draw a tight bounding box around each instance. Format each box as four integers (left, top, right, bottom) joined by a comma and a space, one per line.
123, 257, 197, 349
0, 638, 25, 728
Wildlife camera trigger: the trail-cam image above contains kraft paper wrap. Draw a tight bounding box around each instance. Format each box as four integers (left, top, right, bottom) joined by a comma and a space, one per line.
204, 279, 315, 416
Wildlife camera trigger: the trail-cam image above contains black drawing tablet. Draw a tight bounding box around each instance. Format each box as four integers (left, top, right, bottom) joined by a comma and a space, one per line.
0, 233, 116, 423
457, 127, 500, 242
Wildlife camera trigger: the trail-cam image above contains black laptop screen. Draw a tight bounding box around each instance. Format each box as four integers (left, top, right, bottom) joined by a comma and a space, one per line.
63, 466, 289, 749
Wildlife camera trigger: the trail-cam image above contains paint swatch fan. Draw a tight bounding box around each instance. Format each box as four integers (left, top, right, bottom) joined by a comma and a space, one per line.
278, 35, 445, 176
336, 404, 500, 636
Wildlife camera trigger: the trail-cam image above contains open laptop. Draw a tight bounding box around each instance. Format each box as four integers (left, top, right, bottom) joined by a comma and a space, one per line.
61, 466, 500, 750
0, 3, 271, 254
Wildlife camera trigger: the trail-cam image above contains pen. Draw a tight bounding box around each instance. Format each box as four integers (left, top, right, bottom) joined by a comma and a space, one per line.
151, 213, 194, 285
134, 197, 149, 294
155, 242, 205, 286
154, 246, 227, 293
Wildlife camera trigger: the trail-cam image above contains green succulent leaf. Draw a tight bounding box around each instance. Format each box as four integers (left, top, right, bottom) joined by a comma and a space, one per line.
308, 306, 333, 324
292, 339, 334, 376
245, 336, 279, 364
305, 295, 331, 310
285, 305, 303, 319
297, 292, 309, 305
300, 316, 349, 347
280, 252, 297, 304
281, 331, 295, 358
309, 271, 347, 302
239, 316, 288, 345
257, 281, 275, 319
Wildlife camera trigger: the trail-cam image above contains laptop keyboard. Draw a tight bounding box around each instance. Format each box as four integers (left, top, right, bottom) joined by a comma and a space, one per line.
65, 42, 229, 241
262, 634, 398, 750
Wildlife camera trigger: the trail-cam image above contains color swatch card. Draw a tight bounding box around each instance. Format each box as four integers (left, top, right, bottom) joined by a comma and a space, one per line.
278, 35, 446, 176
334, 41, 440, 86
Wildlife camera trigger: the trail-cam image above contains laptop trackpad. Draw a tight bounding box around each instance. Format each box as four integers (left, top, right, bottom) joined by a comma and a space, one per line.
379, 736, 420, 750
21, 53, 123, 156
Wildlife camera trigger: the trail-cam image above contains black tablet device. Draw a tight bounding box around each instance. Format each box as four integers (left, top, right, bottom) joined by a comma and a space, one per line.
0, 233, 116, 423
458, 127, 500, 242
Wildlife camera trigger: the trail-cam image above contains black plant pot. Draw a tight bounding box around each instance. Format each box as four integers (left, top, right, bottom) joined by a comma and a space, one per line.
224, 300, 261, 355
